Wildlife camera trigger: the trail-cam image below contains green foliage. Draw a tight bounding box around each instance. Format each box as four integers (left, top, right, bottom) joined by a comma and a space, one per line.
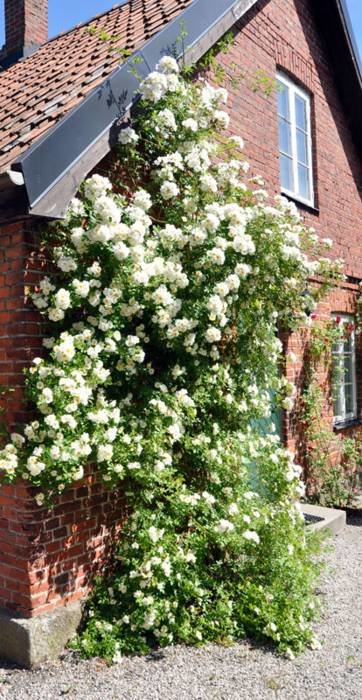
250, 69, 277, 96
299, 320, 361, 506
194, 31, 236, 85
75, 496, 323, 660
85, 26, 132, 61
0, 386, 9, 441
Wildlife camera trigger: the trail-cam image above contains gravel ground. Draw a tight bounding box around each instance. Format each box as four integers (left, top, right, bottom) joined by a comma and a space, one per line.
0, 513, 361, 700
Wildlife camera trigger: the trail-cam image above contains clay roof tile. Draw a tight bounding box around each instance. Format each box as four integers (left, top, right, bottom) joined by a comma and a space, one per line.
0, 0, 193, 172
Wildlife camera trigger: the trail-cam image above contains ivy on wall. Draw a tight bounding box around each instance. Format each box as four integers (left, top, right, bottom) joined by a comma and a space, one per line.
298, 318, 361, 506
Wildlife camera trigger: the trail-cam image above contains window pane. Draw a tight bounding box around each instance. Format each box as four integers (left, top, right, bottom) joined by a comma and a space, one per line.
345, 383, 354, 415
278, 118, 292, 155
296, 129, 308, 165
295, 94, 307, 130
332, 358, 343, 417
333, 352, 344, 374
332, 341, 344, 355
277, 82, 289, 118
277, 75, 314, 204
344, 354, 352, 383
280, 154, 294, 191
333, 387, 342, 418
298, 164, 310, 200
332, 316, 356, 422
344, 331, 353, 353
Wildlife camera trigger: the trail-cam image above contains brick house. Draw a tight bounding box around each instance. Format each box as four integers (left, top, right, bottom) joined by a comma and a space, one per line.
0, 0, 361, 665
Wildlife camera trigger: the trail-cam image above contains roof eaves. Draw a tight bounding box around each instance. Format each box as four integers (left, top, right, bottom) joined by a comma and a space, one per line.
9, 0, 258, 219
0, 170, 29, 222
338, 0, 362, 82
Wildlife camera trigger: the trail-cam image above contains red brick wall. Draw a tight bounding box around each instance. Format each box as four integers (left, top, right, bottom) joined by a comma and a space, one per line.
213, 0, 362, 448
0, 221, 45, 431
0, 221, 125, 617
216, 0, 361, 275
0, 471, 124, 617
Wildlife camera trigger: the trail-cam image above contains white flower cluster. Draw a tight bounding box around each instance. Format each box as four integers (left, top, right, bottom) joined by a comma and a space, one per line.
0, 63, 338, 660
139, 55, 180, 103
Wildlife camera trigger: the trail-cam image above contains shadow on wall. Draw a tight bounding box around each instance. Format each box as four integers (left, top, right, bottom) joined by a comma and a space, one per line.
293, 0, 361, 205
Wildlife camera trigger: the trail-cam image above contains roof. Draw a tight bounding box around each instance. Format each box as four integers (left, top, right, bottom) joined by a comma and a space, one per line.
1, 0, 250, 219
0, 0, 360, 222
0, 0, 193, 173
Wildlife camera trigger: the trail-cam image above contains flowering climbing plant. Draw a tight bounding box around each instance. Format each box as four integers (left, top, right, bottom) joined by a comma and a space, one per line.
298, 318, 361, 506
0, 56, 343, 659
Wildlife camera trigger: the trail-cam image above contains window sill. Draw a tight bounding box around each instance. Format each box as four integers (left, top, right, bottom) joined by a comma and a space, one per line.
333, 417, 362, 431
280, 191, 320, 216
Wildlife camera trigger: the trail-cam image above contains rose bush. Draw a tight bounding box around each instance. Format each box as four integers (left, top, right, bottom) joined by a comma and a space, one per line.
0, 56, 342, 659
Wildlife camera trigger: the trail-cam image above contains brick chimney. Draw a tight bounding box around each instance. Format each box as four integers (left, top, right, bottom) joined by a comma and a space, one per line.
1, 0, 48, 68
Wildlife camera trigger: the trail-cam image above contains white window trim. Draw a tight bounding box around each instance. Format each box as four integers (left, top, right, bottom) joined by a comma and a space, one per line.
277, 71, 315, 208
332, 314, 357, 425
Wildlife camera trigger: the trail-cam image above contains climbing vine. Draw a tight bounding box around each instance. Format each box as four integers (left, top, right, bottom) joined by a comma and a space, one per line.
0, 58, 343, 660
194, 30, 277, 95
299, 318, 361, 506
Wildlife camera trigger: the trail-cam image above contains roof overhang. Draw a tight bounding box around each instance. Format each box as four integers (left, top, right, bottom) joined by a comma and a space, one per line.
0, 170, 28, 221
6, 0, 258, 221
2, 0, 361, 222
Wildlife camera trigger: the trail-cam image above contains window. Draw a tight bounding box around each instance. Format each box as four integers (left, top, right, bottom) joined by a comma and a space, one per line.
277, 72, 314, 207
332, 315, 357, 424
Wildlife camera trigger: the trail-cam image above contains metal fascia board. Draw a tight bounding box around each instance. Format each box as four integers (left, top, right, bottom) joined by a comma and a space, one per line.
13, 0, 258, 213
13, 52, 150, 208
337, 0, 362, 84
140, 0, 256, 68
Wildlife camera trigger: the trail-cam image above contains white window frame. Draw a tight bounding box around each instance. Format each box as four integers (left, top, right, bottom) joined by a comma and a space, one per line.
332, 314, 357, 425
277, 71, 314, 207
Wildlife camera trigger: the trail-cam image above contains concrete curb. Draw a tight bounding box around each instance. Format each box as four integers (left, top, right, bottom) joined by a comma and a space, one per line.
303, 503, 346, 535
0, 601, 83, 668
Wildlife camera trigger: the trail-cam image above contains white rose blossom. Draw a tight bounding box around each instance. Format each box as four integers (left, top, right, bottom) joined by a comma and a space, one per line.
160, 181, 180, 200
119, 127, 139, 145
205, 327, 222, 343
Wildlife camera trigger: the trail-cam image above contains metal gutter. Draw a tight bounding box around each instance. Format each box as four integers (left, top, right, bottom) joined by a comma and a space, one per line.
10, 0, 258, 219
